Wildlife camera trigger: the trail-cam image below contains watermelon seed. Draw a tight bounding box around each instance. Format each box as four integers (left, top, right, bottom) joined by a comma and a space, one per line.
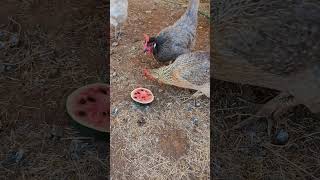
134, 96, 137, 99
78, 111, 86, 116
79, 99, 86, 104
87, 97, 96, 102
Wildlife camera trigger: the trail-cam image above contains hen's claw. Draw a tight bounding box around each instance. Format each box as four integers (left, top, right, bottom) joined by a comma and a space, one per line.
183, 91, 204, 103
230, 92, 299, 136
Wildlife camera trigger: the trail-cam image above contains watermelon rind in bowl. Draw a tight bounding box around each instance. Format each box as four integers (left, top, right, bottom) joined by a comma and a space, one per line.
130, 87, 154, 104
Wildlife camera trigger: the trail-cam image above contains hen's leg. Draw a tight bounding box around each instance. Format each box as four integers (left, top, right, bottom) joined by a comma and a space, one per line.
183, 91, 204, 103
230, 92, 300, 135
191, 91, 204, 99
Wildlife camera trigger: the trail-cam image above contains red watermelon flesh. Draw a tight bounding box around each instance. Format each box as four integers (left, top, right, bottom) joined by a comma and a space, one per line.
66, 83, 110, 132
131, 88, 154, 104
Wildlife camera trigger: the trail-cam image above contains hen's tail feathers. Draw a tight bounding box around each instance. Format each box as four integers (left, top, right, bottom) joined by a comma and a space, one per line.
199, 82, 210, 98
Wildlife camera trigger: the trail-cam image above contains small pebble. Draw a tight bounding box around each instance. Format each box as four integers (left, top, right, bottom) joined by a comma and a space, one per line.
4, 64, 16, 72
14, 149, 24, 163
273, 129, 289, 145
145, 10, 152, 14
187, 105, 193, 112
1, 149, 24, 166
112, 72, 117, 77
191, 117, 199, 126
112, 42, 118, 47
111, 108, 119, 116
194, 101, 201, 107
137, 117, 146, 126
50, 125, 64, 140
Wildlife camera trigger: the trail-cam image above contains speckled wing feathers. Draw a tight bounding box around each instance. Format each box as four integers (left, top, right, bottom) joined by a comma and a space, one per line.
213, 0, 320, 76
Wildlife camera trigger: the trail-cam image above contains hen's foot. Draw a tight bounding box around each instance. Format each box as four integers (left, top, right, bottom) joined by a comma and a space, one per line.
183, 91, 204, 103
191, 91, 204, 99
229, 92, 299, 136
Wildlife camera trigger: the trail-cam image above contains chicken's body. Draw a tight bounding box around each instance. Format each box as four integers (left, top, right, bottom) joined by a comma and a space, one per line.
212, 0, 320, 132
110, 0, 128, 40
143, 0, 199, 62
145, 51, 210, 98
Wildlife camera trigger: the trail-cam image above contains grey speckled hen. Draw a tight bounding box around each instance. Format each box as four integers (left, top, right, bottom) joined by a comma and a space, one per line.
212, 0, 320, 133
143, 0, 199, 62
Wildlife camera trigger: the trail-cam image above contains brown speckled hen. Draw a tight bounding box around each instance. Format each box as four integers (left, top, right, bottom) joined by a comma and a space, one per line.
212, 0, 320, 134
144, 51, 210, 99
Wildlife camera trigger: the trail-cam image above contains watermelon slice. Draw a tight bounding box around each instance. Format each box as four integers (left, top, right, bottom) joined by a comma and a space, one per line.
66, 83, 110, 133
131, 87, 154, 104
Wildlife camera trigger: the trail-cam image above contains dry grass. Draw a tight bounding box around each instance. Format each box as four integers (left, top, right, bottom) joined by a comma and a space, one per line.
0, 124, 107, 179
111, 100, 210, 179
0, 0, 108, 179
110, 0, 210, 179
212, 80, 320, 179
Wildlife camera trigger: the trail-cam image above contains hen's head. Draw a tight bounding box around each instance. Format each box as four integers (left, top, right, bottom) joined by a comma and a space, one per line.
143, 34, 156, 54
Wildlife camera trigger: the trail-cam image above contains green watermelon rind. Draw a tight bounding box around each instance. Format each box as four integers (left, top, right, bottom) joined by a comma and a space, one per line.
66, 83, 110, 133
70, 120, 109, 140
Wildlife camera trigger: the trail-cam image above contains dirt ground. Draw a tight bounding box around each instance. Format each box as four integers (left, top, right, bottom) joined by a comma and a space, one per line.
110, 0, 210, 179
0, 0, 108, 179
